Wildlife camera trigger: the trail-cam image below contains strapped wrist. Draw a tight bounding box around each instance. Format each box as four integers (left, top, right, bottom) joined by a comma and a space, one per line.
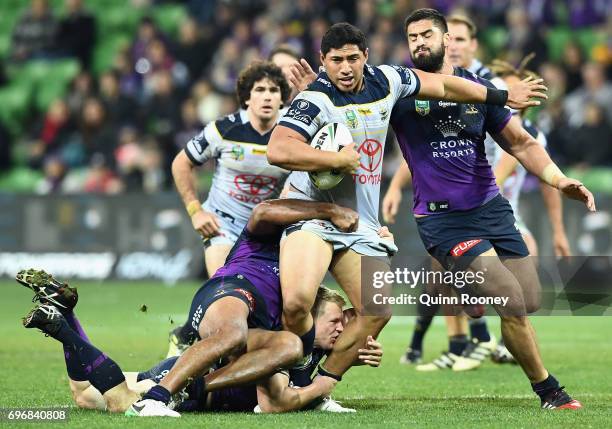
186, 200, 202, 217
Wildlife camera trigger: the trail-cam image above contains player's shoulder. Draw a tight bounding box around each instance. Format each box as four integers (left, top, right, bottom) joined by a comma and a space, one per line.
455, 66, 495, 88
213, 110, 249, 138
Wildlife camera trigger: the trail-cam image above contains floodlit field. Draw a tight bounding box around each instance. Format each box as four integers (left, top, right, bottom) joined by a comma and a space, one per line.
2, 280, 610, 428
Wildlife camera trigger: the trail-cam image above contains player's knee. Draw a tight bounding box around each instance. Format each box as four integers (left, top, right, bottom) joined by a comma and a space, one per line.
219, 327, 248, 354
276, 331, 303, 365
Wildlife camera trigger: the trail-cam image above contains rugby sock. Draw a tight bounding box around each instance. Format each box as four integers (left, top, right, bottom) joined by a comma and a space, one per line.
289, 326, 317, 387
64, 312, 91, 343
468, 317, 491, 342
61, 312, 90, 381
409, 305, 436, 352
50, 318, 125, 394
449, 334, 468, 356
143, 385, 171, 405
531, 373, 560, 399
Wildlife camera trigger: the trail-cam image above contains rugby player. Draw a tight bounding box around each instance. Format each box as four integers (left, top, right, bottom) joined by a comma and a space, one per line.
266, 22, 547, 387
168, 61, 291, 356
387, 8, 592, 409
18, 268, 377, 414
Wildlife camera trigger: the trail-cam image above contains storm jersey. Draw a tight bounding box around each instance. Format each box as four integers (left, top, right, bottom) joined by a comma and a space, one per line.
280, 64, 421, 232
485, 118, 547, 215
214, 227, 282, 329
391, 67, 512, 215
185, 109, 289, 230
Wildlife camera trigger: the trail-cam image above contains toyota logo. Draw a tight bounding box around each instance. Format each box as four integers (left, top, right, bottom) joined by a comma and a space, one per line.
357, 139, 383, 172
234, 174, 278, 196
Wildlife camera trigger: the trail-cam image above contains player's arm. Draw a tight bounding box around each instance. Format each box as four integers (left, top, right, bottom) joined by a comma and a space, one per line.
247, 199, 359, 236
494, 152, 519, 186
412, 69, 547, 110
382, 159, 412, 224
256, 372, 336, 413
540, 182, 571, 257
492, 116, 595, 211
267, 125, 359, 173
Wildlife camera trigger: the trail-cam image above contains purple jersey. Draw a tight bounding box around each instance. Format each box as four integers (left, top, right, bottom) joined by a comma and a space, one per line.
213, 228, 281, 329
390, 67, 511, 215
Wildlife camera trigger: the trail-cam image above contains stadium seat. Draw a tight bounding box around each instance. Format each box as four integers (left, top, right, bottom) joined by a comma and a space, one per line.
546, 27, 572, 62
96, 5, 144, 35
481, 27, 508, 58
93, 34, 131, 75
152, 4, 187, 37
576, 28, 607, 60
34, 60, 80, 111
0, 83, 32, 136
0, 167, 42, 192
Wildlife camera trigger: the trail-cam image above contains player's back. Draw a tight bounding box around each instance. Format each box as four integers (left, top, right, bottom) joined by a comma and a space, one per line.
184, 110, 289, 228
280, 64, 420, 231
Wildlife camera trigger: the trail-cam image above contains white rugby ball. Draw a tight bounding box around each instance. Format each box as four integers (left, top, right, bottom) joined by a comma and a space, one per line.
308, 123, 352, 190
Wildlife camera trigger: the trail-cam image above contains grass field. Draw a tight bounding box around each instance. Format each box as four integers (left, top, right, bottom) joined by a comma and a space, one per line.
1, 280, 610, 428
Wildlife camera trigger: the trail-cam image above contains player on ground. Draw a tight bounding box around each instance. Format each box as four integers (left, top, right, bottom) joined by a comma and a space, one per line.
18, 268, 378, 414
388, 8, 592, 409
266, 22, 548, 388
168, 61, 291, 356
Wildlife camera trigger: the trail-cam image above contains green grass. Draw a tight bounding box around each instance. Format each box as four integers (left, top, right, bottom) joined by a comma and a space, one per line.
1, 280, 610, 428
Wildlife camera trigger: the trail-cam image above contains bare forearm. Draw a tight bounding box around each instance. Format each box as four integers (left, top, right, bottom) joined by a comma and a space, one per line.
171, 152, 199, 207
416, 70, 490, 104
389, 159, 412, 190
267, 382, 329, 412
494, 152, 519, 186
251, 199, 338, 229
540, 182, 565, 234
268, 128, 340, 172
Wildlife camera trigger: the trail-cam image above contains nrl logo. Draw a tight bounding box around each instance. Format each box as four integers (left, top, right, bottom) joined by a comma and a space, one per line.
428, 202, 437, 212
345, 109, 358, 129
230, 145, 245, 161
465, 104, 479, 114
415, 100, 430, 116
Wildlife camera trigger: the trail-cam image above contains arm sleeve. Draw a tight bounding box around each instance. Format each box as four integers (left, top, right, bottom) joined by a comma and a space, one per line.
184, 121, 223, 165
379, 65, 421, 101
278, 93, 329, 141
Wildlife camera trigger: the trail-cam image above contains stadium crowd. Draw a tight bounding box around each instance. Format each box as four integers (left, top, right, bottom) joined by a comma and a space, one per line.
0, 0, 610, 194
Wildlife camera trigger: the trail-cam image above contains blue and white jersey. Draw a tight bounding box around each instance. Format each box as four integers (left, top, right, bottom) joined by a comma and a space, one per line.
485, 118, 547, 214
279, 64, 421, 232
185, 110, 289, 231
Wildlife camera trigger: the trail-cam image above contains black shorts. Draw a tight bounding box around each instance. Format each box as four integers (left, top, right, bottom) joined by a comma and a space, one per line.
416, 194, 529, 270
184, 274, 275, 343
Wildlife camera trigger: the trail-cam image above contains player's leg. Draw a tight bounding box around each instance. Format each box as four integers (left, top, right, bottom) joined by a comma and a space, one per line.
204, 244, 233, 276
320, 249, 391, 377
204, 329, 302, 391
280, 230, 333, 354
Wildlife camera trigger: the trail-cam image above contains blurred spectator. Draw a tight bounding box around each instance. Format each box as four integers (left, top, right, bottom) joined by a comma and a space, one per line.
99, 70, 139, 127
113, 50, 142, 99
131, 17, 170, 76
564, 103, 612, 167
568, 0, 609, 28
66, 71, 96, 116
564, 62, 612, 127
27, 99, 78, 169
78, 98, 119, 169
56, 0, 96, 69
36, 157, 67, 194
115, 127, 144, 191
174, 98, 202, 151
560, 42, 585, 93
83, 153, 122, 194
175, 17, 210, 82
11, 0, 58, 62
141, 138, 165, 193
191, 79, 223, 124
209, 39, 243, 93
504, 6, 547, 69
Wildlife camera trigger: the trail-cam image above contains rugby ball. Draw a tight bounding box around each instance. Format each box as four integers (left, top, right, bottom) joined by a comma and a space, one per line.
308, 123, 352, 190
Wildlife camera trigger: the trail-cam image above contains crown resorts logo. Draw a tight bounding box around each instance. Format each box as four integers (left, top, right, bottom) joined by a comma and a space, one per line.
433, 116, 467, 138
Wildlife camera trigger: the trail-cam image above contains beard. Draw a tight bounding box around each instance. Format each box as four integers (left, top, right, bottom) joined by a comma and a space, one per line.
411, 43, 445, 73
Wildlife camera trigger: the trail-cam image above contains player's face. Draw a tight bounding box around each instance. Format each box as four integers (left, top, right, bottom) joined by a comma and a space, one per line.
314, 302, 344, 351
246, 77, 283, 121
406, 20, 448, 73
320, 45, 368, 93
447, 22, 478, 68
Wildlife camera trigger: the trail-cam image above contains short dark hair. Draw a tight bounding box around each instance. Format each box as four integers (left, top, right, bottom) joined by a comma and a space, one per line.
321, 22, 367, 56
404, 8, 448, 34
268, 44, 299, 61
236, 61, 290, 109
447, 14, 477, 39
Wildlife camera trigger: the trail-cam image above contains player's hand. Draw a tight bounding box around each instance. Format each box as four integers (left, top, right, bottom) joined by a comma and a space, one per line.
553, 231, 571, 258
288, 59, 317, 92
358, 335, 383, 367
382, 186, 402, 224
506, 76, 548, 110
558, 178, 596, 211
330, 206, 359, 232
191, 210, 221, 238
335, 143, 361, 174
311, 374, 337, 396
377, 226, 395, 244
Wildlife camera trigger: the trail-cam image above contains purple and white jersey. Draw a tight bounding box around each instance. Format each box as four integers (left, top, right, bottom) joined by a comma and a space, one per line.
390, 67, 512, 215
184, 110, 289, 233
213, 228, 281, 328
280, 64, 421, 232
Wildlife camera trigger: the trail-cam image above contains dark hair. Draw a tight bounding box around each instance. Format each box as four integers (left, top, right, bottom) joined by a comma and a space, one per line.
236, 61, 290, 109
268, 44, 299, 61
321, 22, 367, 56
447, 14, 477, 39
404, 8, 448, 34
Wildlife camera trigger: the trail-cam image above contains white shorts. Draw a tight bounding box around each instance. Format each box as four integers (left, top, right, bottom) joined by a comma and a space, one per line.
201, 206, 244, 249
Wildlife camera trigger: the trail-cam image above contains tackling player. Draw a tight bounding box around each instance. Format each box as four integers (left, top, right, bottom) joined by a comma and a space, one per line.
168, 61, 291, 356
266, 22, 547, 388
388, 8, 592, 409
